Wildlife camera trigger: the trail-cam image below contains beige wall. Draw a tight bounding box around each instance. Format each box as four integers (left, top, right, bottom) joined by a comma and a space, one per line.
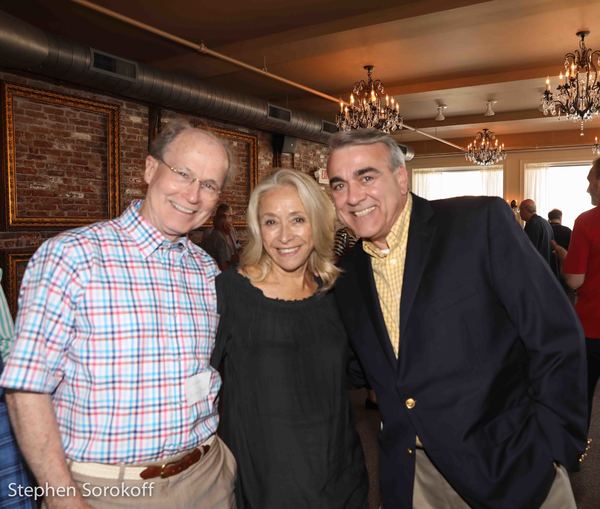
407, 146, 594, 204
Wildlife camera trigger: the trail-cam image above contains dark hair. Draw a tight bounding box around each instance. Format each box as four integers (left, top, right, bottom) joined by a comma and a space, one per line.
328, 128, 405, 171
548, 208, 562, 221
215, 203, 231, 216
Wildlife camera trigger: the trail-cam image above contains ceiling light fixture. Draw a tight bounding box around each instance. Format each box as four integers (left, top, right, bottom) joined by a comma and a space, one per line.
484, 100, 497, 117
336, 65, 403, 133
465, 128, 506, 166
435, 104, 447, 121
541, 30, 600, 133
593, 136, 600, 156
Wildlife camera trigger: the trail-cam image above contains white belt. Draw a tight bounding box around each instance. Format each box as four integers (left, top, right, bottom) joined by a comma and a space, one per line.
68, 434, 216, 481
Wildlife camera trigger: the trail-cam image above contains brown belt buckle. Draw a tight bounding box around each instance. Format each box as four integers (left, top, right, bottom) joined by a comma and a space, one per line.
139, 445, 209, 480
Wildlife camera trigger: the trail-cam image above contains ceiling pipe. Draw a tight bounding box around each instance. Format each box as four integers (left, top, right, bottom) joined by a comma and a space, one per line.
0, 10, 328, 144
402, 124, 463, 151
0, 9, 414, 157
70, 0, 464, 152
71, 0, 341, 105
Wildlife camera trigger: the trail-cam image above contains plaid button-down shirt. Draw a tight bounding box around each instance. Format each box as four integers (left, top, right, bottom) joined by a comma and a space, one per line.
0, 201, 221, 464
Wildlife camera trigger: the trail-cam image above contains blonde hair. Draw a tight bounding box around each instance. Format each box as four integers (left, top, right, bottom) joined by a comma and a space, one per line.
241, 168, 340, 291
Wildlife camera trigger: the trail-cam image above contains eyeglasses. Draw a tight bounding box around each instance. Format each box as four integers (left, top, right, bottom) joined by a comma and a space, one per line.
156, 156, 222, 196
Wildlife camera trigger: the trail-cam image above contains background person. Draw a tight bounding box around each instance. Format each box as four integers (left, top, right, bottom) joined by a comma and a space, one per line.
520, 198, 559, 277
548, 208, 572, 250
510, 199, 521, 223
202, 203, 241, 270
1, 355, 36, 509
327, 128, 587, 509
333, 224, 358, 262
0, 121, 236, 509
554, 159, 600, 429
0, 269, 14, 361
548, 208, 575, 302
1, 274, 35, 508
212, 169, 368, 509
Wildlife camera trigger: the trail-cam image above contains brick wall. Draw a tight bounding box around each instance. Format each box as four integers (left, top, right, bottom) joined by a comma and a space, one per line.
159, 110, 330, 227
13, 97, 110, 219
0, 69, 329, 311
0, 72, 149, 251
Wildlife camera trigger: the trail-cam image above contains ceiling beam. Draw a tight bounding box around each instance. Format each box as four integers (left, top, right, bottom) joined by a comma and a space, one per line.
408, 109, 545, 129
331, 64, 560, 98
408, 127, 600, 156
215, 0, 490, 54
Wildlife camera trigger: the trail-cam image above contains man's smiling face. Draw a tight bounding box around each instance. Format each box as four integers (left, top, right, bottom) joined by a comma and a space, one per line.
141, 130, 228, 241
327, 142, 408, 249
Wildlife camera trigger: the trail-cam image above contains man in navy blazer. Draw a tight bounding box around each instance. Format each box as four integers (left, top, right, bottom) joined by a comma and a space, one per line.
327, 129, 588, 509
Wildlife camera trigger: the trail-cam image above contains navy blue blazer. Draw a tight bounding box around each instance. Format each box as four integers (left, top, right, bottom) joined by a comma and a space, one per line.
336, 194, 587, 509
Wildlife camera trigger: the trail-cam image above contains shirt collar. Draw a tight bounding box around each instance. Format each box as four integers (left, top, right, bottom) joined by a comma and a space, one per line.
117, 200, 193, 259
363, 193, 412, 259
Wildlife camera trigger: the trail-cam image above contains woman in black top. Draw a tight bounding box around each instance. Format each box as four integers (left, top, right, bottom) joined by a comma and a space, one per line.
211, 169, 368, 509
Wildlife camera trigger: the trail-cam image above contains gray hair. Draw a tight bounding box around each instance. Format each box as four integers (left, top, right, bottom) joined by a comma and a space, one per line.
593, 158, 600, 180
149, 119, 234, 184
328, 128, 406, 171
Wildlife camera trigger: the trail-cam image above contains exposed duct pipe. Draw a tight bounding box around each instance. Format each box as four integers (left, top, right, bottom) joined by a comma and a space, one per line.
0, 10, 327, 143
0, 10, 414, 158
70, 0, 457, 153
72, 0, 342, 106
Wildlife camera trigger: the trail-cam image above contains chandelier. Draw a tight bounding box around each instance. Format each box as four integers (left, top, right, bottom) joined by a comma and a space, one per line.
336, 65, 403, 133
541, 31, 600, 131
465, 128, 506, 166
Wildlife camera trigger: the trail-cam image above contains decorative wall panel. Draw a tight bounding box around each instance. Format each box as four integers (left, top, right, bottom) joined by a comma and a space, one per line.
208, 127, 258, 227
0, 248, 34, 317
1, 83, 120, 228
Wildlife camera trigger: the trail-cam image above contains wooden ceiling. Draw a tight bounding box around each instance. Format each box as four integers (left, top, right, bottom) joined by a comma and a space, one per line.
4, 0, 600, 154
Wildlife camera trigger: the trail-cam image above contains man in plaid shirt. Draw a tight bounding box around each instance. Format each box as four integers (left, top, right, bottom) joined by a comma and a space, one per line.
0, 121, 237, 509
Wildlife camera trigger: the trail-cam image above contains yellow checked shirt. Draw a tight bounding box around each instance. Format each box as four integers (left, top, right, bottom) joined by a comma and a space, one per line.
362, 193, 412, 357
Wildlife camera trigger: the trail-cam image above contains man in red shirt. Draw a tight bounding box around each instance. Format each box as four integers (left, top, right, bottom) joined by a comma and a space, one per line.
555, 158, 600, 428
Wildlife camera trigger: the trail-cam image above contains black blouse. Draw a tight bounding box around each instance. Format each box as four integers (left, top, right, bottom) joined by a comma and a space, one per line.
212, 269, 368, 509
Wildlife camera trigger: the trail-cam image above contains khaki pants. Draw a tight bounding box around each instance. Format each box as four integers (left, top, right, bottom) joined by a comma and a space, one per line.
412, 448, 576, 509
44, 437, 236, 509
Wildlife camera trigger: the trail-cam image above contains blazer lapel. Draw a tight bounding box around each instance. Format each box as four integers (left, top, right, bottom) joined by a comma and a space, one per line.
400, 194, 436, 343
355, 245, 397, 368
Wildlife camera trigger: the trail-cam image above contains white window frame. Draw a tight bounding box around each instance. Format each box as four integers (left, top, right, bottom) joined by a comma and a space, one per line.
411, 165, 504, 200
522, 161, 592, 229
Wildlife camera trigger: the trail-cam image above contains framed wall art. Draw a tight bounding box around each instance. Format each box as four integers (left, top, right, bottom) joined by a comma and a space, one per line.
1, 82, 120, 229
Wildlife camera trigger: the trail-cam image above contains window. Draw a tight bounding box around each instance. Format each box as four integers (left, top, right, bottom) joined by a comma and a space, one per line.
412, 166, 503, 200
523, 163, 591, 229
